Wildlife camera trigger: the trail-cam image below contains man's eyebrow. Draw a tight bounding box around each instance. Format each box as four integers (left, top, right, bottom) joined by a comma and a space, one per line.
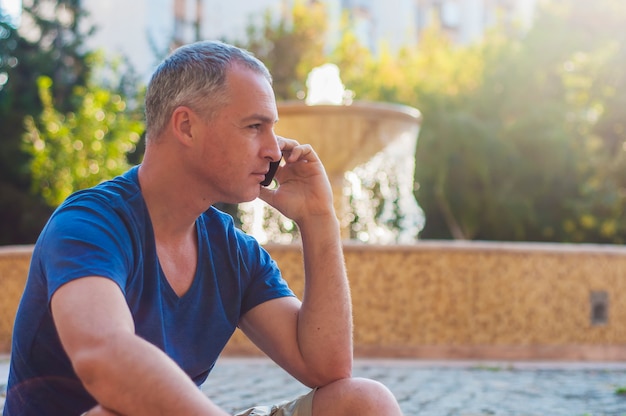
241, 114, 278, 124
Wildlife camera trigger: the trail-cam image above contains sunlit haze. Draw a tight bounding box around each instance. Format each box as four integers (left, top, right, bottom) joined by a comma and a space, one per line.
0, 0, 22, 27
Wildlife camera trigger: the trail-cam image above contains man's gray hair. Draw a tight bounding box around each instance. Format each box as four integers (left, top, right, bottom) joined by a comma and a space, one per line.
144, 40, 272, 140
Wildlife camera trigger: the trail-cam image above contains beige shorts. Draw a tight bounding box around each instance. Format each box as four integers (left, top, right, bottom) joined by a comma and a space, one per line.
234, 389, 316, 416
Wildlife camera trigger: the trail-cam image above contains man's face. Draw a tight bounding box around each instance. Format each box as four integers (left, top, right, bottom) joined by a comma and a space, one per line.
190, 64, 281, 204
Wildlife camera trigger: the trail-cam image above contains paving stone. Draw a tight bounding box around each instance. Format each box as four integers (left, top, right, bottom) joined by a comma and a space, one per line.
2, 357, 626, 415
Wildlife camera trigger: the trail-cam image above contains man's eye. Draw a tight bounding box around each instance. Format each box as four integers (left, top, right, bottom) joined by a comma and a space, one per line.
249, 124, 262, 130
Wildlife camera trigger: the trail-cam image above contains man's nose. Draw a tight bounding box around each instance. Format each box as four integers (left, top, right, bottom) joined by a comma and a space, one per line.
265, 131, 282, 162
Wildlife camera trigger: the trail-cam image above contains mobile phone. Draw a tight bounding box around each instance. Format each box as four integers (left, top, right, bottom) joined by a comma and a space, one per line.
261, 157, 281, 187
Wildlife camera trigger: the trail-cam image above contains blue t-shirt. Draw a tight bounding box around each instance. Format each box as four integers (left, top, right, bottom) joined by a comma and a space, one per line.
4, 166, 294, 415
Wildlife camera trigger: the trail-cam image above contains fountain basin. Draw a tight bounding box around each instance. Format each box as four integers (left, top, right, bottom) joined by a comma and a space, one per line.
275, 101, 422, 236
276, 100, 421, 178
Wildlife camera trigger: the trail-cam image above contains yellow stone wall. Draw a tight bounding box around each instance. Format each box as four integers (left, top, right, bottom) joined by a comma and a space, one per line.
2, 242, 626, 360
0, 246, 31, 353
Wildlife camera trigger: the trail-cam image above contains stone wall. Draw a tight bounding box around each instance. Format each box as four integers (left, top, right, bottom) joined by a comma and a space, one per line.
0, 246, 31, 353
2, 242, 626, 360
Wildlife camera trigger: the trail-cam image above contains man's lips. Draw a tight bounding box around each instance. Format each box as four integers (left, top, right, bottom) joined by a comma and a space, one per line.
252, 170, 270, 183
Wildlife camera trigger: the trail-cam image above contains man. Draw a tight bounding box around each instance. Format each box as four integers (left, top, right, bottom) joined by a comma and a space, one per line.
4, 41, 403, 415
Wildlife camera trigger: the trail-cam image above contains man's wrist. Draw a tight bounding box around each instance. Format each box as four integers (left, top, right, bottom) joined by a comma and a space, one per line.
296, 213, 340, 232
296, 214, 342, 246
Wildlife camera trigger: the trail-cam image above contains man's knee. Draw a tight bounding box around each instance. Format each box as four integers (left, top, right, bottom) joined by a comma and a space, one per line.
313, 377, 403, 415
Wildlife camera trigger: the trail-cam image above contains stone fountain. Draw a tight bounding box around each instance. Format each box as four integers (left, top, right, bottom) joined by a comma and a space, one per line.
243, 64, 422, 242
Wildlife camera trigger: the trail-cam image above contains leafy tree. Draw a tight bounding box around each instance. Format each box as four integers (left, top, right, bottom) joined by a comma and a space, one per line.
5, 0, 626, 245
238, 0, 328, 100
23, 53, 144, 206
485, 0, 626, 243
413, 23, 580, 241
550, 0, 626, 243
0, 0, 92, 243
327, 12, 375, 98
325, 0, 626, 243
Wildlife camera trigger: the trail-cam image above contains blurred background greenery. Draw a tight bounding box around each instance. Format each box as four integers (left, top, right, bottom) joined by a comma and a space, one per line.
1, 0, 625, 244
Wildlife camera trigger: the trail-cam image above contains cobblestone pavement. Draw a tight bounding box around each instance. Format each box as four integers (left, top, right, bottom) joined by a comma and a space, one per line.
202, 358, 626, 416
2, 357, 626, 415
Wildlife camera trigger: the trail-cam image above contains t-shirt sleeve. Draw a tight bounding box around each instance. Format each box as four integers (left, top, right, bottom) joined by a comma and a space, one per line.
38, 195, 132, 301
236, 230, 295, 316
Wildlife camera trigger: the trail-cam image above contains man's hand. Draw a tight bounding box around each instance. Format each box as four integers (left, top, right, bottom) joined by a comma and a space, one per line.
258, 137, 335, 224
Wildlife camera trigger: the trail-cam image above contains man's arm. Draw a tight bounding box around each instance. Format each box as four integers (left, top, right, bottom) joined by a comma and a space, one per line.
297, 213, 353, 379
241, 141, 353, 388
51, 276, 229, 415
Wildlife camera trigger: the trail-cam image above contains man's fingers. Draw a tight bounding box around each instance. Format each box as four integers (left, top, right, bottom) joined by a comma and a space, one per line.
277, 136, 299, 153
284, 144, 317, 164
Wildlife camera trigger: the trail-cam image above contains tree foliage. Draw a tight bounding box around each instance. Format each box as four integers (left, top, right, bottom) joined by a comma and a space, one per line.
23, 54, 144, 206
0, 0, 92, 243
3, 0, 626, 245
318, 0, 626, 243
238, 0, 328, 100
1, 0, 145, 243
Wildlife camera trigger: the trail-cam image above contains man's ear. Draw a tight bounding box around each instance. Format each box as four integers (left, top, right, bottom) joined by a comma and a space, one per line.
171, 106, 195, 146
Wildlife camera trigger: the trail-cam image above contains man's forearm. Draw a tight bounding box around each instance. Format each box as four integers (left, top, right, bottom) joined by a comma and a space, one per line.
296, 214, 353, 384
76, 332, 229, 415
